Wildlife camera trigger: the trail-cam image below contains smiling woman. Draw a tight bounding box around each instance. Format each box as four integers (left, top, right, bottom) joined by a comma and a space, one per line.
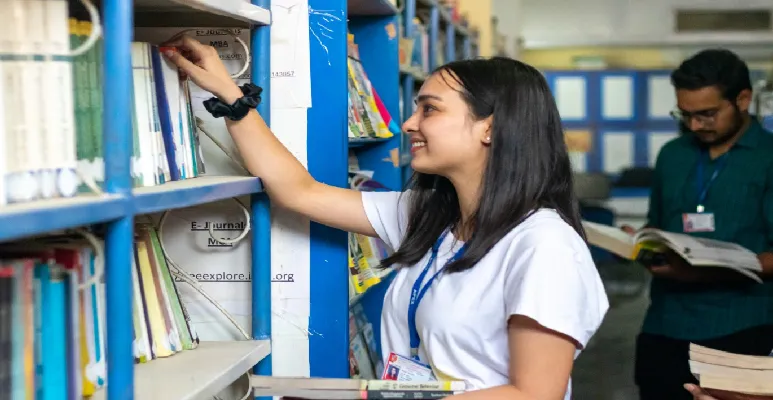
162, 37, 609, 400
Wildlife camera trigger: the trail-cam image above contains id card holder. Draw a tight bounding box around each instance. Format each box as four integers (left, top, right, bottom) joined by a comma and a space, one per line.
682, 212, 715, 232
382, 352, 437, 382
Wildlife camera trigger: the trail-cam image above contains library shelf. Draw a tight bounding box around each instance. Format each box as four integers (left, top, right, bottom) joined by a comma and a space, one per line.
348, 268, 395, 306
348, 137, 392, 148
399, 64, 428, 81
348, 0, 398, 16
0, 195, 128, 242
399, 153, 412, 167
134, 0, 272, 25
133, 176, 264, 215
91, 340, 271, 400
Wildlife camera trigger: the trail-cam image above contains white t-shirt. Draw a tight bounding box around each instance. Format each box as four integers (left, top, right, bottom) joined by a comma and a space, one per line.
362, 191, 609, 399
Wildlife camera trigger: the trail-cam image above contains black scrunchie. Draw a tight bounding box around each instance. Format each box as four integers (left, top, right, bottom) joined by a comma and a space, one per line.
203, 83, 263, 121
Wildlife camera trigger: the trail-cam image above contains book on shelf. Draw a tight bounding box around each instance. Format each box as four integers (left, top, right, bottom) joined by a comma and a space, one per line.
348, 232, 389, 299
582, 220, 763, 282
1, 0, 79, 206
0, 222, 198, 399
134, 27, 252, 177
250, 375, 465, 399
347, 173, 392, 302
689, 343, 773, 397
346, 33, 399, 140
411, 17, 429, 74
1, 2, 235, 207
349, 302, 381, 379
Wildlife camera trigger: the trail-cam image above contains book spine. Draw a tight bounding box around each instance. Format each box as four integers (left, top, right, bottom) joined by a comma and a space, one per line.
366, 380, 466, 392
40, 265, 68, 400
363, 390, 460, 399
148, 46, 181, 181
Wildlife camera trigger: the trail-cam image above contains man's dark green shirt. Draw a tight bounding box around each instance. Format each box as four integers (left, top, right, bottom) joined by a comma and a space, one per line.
644, 118, 773, 340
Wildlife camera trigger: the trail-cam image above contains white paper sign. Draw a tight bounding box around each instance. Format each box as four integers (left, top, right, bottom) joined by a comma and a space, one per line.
271, 0, 312, 109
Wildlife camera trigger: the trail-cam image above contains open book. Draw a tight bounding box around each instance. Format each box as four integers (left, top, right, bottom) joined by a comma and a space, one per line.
689, 343, 773, 397
582, 221, 763, 283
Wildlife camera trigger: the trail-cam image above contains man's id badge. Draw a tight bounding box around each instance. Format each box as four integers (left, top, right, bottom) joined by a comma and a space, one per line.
682, 213, 715, 232
382, 352, 437, 382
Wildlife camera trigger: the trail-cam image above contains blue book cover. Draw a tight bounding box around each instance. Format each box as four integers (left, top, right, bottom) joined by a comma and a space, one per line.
39, 263, 69, 400
10, 262, 26, 400
149, 45, 181, 181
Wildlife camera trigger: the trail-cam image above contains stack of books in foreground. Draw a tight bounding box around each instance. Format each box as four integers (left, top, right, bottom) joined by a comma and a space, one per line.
689, 343, 773, 398
251, 376, 466, 399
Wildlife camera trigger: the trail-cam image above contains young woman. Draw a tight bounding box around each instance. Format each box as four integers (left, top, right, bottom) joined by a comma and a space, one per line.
163, 36, 609, 400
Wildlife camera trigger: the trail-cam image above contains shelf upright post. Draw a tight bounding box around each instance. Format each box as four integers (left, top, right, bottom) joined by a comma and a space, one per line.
463, 35, 472, 60
250, 0, 272, 391
402, 0, 416, 125
102, 0, 135, 397
445, 22, 455, 62
428, 5, 439, 70
307, 0, 350, 379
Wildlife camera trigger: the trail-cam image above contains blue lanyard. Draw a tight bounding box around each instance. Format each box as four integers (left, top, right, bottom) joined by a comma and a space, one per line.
695, 151, 728, 213
407, 231, 468, 361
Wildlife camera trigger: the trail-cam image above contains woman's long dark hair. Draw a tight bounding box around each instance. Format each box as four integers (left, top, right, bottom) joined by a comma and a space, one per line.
380, 57, 585, 273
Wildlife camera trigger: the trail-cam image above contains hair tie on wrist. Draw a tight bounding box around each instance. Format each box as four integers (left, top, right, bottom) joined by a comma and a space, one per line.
203, 83, 263, 121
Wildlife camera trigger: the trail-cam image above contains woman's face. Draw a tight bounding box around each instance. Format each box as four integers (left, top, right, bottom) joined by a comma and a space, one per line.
402, 70, 490, 178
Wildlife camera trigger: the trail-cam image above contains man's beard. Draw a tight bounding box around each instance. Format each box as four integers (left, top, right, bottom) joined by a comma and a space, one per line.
692, 107, 745, 149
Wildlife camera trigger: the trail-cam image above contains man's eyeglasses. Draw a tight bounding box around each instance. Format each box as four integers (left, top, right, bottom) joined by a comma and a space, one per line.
669, 108, 720, 126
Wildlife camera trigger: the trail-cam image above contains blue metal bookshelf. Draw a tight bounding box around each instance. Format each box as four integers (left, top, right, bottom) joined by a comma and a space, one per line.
343, 0, 480, 375
0, 0, 272, 399
0, 0, 482, 396
347, 0, 478, 191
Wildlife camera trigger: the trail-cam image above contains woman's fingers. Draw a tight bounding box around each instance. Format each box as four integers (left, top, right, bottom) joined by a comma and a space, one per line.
162, 48, 205, 81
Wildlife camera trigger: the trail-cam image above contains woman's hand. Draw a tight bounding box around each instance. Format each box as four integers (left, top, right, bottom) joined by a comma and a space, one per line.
162, 35, 243, 103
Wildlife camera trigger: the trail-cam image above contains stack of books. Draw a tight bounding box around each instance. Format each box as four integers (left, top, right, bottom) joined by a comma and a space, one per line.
0, 2, 211, 208
0, 223, 198, 399
250, 375, 466, 399
347, 33, 399, 141
349, 301, 382, 379
689, 343, 773, 397
348, 232, 390, 301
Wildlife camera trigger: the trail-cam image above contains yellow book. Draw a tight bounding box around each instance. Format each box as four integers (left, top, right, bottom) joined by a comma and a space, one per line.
79, 302, 95, 396
136, 240, 174, 357
348, 252, 366, 294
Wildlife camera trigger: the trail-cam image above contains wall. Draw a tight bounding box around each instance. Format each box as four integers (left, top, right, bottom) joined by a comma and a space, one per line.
520, 0, 773, 49
491, 0, 522, 57
521, 47, 773, 70
521, 48, 680, 69
514, 0, 773, 69
458, 0, 494, 57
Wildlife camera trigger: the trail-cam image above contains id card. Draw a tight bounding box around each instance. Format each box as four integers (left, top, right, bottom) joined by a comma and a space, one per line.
682, 213, 715, 232
382, 352, 437, 382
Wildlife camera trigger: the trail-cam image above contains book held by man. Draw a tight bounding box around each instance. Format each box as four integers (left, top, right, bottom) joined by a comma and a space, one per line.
581, 221, 762, 282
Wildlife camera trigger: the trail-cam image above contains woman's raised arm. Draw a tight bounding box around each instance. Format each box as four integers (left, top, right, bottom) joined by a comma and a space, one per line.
163, 35, 376, 237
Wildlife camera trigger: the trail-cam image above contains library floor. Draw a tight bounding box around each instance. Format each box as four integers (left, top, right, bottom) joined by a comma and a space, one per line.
571, 262, 651, 400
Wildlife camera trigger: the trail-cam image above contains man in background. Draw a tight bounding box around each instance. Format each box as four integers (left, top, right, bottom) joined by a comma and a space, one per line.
630, 49, 773, 400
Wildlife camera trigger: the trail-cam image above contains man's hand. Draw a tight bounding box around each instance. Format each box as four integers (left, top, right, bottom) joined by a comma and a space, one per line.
621, 224, 637, 236
685, 384, 773, 400
647, 250, 699, 281
619, 225, 698, 281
